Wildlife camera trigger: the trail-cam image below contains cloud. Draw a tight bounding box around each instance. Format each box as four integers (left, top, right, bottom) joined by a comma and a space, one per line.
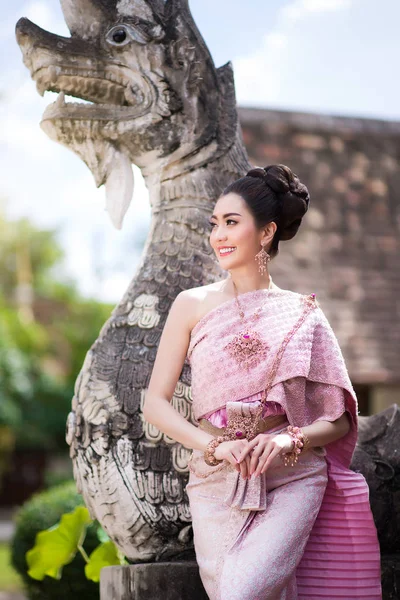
232, 33, 289, 106
231, 0, 400, 120
282, 0, 352, 21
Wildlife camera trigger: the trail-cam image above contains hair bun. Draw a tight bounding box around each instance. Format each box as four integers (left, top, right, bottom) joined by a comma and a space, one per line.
246, 164, 310, 241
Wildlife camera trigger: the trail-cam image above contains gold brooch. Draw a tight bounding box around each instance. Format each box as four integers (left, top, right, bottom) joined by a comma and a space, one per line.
225, 329, 269, 371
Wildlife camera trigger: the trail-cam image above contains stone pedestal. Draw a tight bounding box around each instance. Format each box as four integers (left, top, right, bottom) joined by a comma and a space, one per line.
100, 562, 208, 600
100, 557, 398, 599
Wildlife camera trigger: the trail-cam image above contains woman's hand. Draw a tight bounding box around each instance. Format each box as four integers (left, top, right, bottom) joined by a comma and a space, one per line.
237, 433, 294, 477
214, 439, 253, 480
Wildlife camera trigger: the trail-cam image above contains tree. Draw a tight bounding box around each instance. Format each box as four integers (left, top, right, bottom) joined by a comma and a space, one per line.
0, 210, 113, 450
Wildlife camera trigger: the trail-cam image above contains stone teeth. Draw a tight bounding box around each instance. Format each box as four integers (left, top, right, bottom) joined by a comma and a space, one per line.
48, 65, 58, 84
36, 79, 46, 97
56, 91, 65, 107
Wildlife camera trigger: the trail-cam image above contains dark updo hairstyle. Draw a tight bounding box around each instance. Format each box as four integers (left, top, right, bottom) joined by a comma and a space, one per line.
221, 164, 310, 259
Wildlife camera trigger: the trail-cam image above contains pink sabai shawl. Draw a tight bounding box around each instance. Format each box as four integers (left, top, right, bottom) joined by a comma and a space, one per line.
186, 288, 382, 599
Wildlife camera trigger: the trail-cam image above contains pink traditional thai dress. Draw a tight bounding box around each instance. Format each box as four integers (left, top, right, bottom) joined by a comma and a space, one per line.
185, 288, 382, 600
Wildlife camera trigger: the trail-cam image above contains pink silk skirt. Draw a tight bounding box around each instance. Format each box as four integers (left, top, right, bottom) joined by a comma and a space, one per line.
187, 417, 328, 600
186, 399, 382, 600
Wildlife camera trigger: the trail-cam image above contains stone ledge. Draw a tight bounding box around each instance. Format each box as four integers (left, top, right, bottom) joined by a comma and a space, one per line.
101, 556, 398, 599
100, 562, 208, 600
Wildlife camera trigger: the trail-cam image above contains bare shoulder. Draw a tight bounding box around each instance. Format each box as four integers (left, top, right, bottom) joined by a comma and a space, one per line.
180, 281, 228, 332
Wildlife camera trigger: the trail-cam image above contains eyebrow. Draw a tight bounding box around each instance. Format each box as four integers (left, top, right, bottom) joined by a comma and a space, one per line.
209, 212, 242, 220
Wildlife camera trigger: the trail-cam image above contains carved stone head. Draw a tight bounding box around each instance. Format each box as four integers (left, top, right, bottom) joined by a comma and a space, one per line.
16, 0, 236, 226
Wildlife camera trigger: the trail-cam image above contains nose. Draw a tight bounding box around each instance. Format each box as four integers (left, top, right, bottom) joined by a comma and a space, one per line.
212, 225, 227, 240
216, 234, 228, 246
209, 222, 229, 248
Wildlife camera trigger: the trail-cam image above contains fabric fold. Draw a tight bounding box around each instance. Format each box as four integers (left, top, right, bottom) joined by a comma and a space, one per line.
223, 467, 267, 511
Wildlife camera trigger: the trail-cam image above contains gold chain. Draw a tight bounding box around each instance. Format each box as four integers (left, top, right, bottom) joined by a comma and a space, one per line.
231, 274, 273, 320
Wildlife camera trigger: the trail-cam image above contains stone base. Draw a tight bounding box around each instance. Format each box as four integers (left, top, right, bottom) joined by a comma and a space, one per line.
100, 562, 208, 600
101, 555, 398, 599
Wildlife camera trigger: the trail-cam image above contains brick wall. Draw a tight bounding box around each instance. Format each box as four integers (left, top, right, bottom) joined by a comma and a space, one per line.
239, 107, 400, 386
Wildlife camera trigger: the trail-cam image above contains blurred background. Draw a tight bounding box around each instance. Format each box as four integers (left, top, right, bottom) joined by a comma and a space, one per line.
0, 0, 399, 597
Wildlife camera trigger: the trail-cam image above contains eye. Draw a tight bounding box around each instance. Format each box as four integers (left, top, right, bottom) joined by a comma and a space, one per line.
111, 28, 127, 44
208, 219, 237, 229
106, 24, 150, 47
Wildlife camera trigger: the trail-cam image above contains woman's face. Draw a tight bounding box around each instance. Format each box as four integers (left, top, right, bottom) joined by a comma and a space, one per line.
208, 192, 275, 269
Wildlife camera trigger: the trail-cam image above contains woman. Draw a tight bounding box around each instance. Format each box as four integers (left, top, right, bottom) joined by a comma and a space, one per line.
143, 165, 382, 600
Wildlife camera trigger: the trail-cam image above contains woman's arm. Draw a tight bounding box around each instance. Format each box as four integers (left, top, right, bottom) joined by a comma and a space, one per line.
143, 291, 215, 452
145, 395, 215, 452
143, 292, 254, 478
300, 411, 351, 448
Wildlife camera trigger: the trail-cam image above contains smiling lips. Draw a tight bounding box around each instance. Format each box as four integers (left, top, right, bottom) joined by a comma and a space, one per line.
218, 247, 236, 257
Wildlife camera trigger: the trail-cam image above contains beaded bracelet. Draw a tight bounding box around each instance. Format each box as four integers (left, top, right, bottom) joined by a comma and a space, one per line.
204, 436, 225, 466
282, 426, 310, 467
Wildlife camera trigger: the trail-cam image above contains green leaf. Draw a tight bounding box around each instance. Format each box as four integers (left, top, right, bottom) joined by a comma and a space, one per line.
84, 541, 122, 583
26, 506, 92, 580
96, 525, 110, 544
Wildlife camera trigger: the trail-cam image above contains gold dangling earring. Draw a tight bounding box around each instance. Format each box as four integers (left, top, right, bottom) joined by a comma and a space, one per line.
255, 243, 271, 275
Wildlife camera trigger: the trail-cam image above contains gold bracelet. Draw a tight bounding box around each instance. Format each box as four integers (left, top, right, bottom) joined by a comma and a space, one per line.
302, 429, 311, 452
204, 436, 224, 466
282, 426, 308, 467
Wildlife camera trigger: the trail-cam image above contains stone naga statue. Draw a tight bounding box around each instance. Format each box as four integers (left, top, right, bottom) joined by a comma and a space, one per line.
16, 0, 249, 561
15, 0, 397, 565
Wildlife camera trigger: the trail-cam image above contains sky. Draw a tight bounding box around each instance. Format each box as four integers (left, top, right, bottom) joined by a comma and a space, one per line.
1, 0, 399, 303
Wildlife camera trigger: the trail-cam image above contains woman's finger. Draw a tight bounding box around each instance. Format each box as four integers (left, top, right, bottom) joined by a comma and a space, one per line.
241, 455, 251, 480
249, 441, 269, 475
236, 437, 261, 463
242, 457, 250, 480
255, 447, 281, 476
240, 453, 250, 479
231, 451, 248, 479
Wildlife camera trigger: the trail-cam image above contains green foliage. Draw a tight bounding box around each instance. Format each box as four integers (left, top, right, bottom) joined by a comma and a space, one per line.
0, 211, 63, 301
0, 305, 72, 449
41, 286, 112, 391
24, 502, 124, 585
27, 506, 93, 580
0, 211, 113, 451
0, 309, 34, 428
0, 300, 48, 355
0, 542, 23, 592
44, 464, 74, 490
10, 481, 100, 600
85, 541, 122, 583
13, 485, 125, 597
